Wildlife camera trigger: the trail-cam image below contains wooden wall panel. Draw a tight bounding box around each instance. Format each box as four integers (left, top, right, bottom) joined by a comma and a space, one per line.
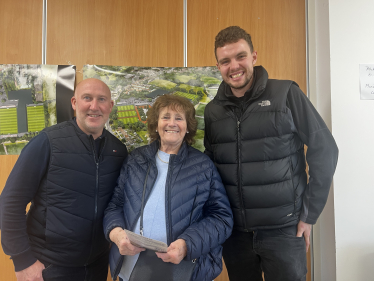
187, 0, 307, 93
0, 156, 18, 193
47, 0, 184, 83
0, 0, 42, 64
0, 155, 19, 281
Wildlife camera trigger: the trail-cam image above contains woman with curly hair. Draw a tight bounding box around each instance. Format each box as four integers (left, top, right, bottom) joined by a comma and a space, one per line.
103, 94, 233, 281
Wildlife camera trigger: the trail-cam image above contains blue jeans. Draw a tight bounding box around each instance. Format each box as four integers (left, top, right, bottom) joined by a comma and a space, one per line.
222, 225, 307, 281
40, 251, 109, 281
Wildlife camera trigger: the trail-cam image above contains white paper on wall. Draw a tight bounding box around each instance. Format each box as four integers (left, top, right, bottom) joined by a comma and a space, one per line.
359, 64, 374, 100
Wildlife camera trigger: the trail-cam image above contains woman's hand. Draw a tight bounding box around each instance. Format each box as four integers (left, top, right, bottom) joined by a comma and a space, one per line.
109, 227, 145, 256
155, 239, 187, 264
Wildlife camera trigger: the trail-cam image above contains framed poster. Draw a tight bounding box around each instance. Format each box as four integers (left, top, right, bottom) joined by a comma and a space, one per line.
0, 64, 75, 155
83, 65, 222, 152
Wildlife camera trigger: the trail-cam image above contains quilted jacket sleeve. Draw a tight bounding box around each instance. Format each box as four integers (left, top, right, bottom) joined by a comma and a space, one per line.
178, 160, 233, 260
103, 157, 129, 241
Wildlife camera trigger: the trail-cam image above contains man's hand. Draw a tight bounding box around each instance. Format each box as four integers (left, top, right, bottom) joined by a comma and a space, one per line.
15, 260, 45, 281
156, 239, 187, 264
296, 220, 312, 252
109, 227, 145, 256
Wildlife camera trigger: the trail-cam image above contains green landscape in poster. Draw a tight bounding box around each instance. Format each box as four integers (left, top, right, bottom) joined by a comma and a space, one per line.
83, 65, 222, 152
0, 64, 59, 155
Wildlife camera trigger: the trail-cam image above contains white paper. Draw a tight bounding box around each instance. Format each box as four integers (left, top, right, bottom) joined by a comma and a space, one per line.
359, 64, 374, 100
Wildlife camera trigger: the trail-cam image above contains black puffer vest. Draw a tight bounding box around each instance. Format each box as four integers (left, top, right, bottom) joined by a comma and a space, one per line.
204, 66, 307, 231
26, 119, 127, 266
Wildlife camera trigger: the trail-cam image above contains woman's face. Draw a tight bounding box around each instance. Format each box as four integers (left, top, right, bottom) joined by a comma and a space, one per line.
157, 106, 187, 153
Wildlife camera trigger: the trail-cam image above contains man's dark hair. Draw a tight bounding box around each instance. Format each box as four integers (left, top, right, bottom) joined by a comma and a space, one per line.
214, 26, 254, 60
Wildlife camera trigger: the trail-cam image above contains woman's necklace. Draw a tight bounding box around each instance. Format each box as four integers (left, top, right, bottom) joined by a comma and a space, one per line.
157, 151, 169, 164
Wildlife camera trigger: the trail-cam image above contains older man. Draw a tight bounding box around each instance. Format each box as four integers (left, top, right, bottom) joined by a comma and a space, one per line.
204, 26, 338, 281
1, 78, 128, 281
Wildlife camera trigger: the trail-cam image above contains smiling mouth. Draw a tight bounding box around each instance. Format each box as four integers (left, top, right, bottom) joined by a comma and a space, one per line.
165, 130, 179, 133
88, 114, 101, 117
230, 72, 244, 79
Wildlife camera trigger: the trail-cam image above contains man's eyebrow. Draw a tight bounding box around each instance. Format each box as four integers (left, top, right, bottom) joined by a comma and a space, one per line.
236, 51, 248, 57
218, 58, 229, 64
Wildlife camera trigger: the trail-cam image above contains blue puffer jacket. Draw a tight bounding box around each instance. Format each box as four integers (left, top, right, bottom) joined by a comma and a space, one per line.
103, 140, 233, 281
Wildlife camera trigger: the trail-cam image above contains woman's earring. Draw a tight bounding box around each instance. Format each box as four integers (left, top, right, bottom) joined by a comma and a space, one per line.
156, 129, 158, 132
187, 131, 189, 134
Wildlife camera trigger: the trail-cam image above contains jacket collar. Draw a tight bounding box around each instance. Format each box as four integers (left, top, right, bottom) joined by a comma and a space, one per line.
214, 65, 269, 106
145, 140, 188, 164
68, 118, 107, 151
69, 118, 107, 138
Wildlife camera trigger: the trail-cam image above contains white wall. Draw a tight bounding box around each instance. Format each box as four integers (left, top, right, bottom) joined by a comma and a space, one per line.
309, 0, 374, 280
307, 0, 337, 280
329, 0, 374, 280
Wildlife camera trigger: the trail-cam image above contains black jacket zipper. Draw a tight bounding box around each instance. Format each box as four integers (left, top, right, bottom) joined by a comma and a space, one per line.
85, 135, 105, 265
236, 117, 248, 231
166, 157, 173, 245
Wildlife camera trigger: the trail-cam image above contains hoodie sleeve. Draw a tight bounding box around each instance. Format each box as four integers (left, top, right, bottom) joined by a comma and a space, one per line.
0, 133, 50, 272
286, 84, 339, 224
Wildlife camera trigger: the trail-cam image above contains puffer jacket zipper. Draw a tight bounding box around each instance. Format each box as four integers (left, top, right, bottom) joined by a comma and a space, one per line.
166, 156, 173, 245
225, 106, 248, 232
85, 135, 105, 265
236, 117, 248, 231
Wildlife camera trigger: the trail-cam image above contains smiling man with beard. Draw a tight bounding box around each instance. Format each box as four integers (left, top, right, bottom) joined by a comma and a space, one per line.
203, 26, 339, 281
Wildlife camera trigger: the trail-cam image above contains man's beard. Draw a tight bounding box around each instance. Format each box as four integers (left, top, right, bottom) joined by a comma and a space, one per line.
227, 73, 253, 90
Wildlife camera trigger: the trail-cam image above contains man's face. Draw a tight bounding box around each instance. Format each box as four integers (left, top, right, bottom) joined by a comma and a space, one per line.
216, 39, 257, 97
71, 79, 113, 139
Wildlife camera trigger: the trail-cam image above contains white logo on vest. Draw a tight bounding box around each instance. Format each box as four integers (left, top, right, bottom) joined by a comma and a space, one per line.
258, 100, 271, 107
